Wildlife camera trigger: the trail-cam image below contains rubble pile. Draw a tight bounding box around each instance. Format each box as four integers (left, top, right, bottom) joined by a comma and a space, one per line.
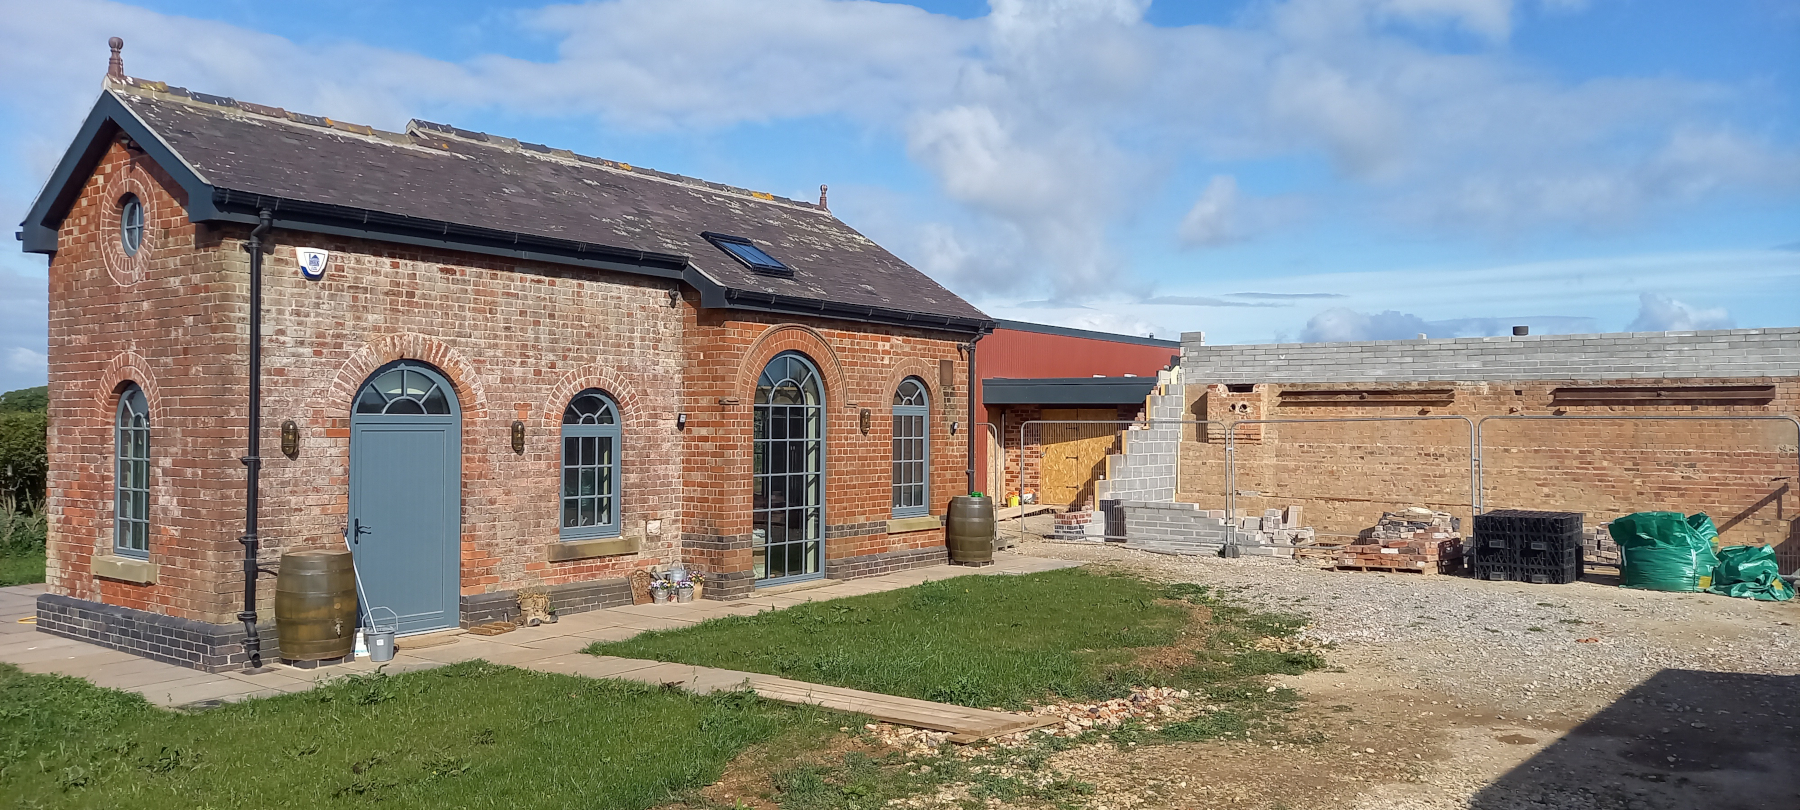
1337, 506, 1465, 573
862, 686, 1198, 752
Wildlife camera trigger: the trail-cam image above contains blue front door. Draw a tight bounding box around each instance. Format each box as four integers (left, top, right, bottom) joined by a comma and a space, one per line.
349, 362, 461, 636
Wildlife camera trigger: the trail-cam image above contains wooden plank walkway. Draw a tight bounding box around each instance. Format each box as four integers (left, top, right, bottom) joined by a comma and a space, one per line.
534, 654, 1057, 743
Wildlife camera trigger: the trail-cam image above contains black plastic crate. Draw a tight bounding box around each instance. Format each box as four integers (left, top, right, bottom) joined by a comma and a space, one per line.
1473, 560, 1514, 581
1512, 554, 1581, 585
1475, 510, 1582, 538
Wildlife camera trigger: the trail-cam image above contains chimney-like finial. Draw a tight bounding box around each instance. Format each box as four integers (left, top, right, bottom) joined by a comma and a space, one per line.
107, 37, 125, 80
819, 184, 829, 211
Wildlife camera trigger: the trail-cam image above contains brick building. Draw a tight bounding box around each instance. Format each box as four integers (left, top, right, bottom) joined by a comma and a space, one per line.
1177, 329, 1800, 572
19, 60, 990, 670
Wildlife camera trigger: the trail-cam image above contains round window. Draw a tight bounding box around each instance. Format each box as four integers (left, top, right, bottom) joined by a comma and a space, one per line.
119, 194, 145, 257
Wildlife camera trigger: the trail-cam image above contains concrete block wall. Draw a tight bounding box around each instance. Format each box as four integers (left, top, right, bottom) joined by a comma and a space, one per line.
1094, 392, 1184, 504
1180, 328, 1800, 383
1114, 501, 1296, 558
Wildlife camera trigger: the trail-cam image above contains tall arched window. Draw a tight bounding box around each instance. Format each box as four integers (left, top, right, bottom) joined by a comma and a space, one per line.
754, 352, 823, 583
115, 384, 150, 558
891, 378, 929, 518
561, 390, 621, 540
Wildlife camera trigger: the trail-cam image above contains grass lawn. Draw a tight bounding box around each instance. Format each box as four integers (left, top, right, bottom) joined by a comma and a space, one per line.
0, 549, 45, 587
0, 661, 838, 809
591, 568, 1324, 719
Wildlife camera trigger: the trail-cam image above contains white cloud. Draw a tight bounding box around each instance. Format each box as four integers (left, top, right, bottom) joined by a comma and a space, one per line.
2, 348, 46, 375
2, 0, 1795, 304
1625, 293, 1734, 332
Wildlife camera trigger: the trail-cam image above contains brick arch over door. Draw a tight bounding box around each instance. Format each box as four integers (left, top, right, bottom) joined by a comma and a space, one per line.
327, 333, 491, 425
734, 325, 850, 407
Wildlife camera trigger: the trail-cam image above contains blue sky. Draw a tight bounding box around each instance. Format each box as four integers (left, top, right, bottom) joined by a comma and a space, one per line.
2, 0, 1797, 392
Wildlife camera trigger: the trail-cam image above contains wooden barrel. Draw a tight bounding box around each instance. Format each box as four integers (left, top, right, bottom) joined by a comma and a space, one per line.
274, 549, 358, 661
946, 495, 995, 564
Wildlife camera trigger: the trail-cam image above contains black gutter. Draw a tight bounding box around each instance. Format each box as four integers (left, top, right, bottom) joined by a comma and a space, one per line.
239, 209, 273, 671
705, 274, 990, 334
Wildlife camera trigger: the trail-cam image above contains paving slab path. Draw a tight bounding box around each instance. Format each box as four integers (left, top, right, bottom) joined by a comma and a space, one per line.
2, 554, 1076, 738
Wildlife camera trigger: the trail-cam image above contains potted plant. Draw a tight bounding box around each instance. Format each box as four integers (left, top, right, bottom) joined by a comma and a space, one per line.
649, 578, 674, 604
675, 580, 695, 603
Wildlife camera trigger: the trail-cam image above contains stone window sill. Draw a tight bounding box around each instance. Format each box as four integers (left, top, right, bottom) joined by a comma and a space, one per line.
93, 554, 158, 585
887, 515, 943, 535
546, 535, 640, 562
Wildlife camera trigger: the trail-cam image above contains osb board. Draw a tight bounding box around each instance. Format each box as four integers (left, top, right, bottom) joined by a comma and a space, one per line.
1039, 409, 1121, 505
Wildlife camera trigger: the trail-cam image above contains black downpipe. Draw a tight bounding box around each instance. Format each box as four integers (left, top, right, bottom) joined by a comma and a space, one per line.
965, 331, 983, 495
239, 210, 273, 669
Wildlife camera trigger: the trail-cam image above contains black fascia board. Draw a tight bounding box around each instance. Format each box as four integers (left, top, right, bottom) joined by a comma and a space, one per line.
684, 267, 991, 335
206, 190, 690, 279
20, 91, 214, 254
981, 376, 1159, 406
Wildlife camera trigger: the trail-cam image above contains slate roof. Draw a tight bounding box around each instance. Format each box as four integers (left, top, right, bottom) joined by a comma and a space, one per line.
23, 78, 989, 331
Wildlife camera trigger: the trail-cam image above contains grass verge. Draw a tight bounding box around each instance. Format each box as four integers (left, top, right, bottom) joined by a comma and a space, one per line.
591, 568, 1193, 710
0, 549, 46, 587
0, 660, 838, 809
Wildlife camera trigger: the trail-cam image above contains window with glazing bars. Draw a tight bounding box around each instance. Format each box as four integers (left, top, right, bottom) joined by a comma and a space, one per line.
115, 384, 150, 557
753, 352, 823, 583
561, 390, 620, 539
891, 378, 929, 517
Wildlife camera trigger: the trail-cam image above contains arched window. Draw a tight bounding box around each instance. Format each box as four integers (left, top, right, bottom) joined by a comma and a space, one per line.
115, 384, 150, 557
119, 194, 144, 257
754, 352, 823, 583
561, 390, 620, 539
891, 378, 929, 518
354, 365, 454, 415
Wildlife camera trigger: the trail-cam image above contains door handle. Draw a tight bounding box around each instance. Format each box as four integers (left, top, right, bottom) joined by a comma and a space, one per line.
353, 518, 373, 542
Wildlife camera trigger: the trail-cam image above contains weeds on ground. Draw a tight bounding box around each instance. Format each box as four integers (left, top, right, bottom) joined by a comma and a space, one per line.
0, 494, 46, 586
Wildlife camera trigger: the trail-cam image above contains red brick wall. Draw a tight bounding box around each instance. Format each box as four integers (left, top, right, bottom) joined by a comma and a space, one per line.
1176, 380, 1800, 565
678, 311, 970, 584
45, 142, 244, 622
46, 146, 978, 623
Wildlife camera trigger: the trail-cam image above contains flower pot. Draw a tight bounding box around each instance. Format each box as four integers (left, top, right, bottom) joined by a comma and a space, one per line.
675, 586, 694, 604
651, 588, 670, 604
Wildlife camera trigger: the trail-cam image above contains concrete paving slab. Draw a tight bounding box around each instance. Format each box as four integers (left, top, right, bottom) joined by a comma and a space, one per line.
149, 679, 264, 709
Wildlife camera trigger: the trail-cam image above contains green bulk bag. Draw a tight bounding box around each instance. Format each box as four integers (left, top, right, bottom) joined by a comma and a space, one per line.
1609, 512, 1719, 592
1705, 544, 1794, 602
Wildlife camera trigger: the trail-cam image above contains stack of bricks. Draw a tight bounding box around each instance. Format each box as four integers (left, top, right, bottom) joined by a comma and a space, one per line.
1337, 507, 1465, 573
1117, 503, 1312, 557
1582, 522, 1620, 566
1052, 510, 1106, 541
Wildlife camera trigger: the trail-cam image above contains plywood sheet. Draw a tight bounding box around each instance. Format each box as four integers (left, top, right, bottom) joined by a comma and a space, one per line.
1039, 408, 1120, 506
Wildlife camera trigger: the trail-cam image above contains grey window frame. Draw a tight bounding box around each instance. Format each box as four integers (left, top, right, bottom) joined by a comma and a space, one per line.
114, 384, 150, 558
753, 351, 825, 585
891, 377, 930, 518
560, 390, 622, 541
119, 194, 144, 256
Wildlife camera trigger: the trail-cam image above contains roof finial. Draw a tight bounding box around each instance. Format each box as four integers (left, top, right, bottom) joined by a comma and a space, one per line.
107, 37, 125, 80
818, 184, 829, 211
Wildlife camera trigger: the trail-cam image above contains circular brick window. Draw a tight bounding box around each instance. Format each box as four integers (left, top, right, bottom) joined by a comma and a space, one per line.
100, 170, 154, 285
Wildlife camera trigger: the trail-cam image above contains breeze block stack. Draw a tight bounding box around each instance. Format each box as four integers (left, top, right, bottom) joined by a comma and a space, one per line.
1472, 510, 1585, 584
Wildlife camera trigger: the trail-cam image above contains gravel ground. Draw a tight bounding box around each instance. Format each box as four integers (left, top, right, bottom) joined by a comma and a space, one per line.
997, 530, 1800, 810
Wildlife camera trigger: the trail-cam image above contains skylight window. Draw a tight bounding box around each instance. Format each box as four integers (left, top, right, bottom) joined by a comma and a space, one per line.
703, 232, 791, 276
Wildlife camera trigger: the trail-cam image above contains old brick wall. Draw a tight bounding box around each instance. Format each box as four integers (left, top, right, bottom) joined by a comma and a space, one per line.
679, 311, 971, 595
1175, 380, 1799, 569
247, 228, 688, 612
45, 142, 246, 624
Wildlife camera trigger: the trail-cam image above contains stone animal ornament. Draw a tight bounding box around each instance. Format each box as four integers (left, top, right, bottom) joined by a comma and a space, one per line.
516, 589, 555, 626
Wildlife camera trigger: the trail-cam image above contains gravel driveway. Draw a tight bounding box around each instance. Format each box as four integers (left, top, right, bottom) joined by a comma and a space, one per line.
1004, 536, 1800, 810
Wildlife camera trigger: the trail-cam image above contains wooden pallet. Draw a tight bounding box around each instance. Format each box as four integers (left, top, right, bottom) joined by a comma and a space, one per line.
1335, 564, 1431, 574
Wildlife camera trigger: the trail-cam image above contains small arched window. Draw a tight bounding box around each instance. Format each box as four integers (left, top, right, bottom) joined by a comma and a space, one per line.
561, 390, 620, 539
115, 384, 151, 557
892, 378, 929, 518
119, 194, 144, 257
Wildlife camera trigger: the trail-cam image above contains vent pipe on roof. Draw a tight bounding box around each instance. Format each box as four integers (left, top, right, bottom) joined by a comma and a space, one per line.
107, 37, 124, 80
818, 184, 829, 212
